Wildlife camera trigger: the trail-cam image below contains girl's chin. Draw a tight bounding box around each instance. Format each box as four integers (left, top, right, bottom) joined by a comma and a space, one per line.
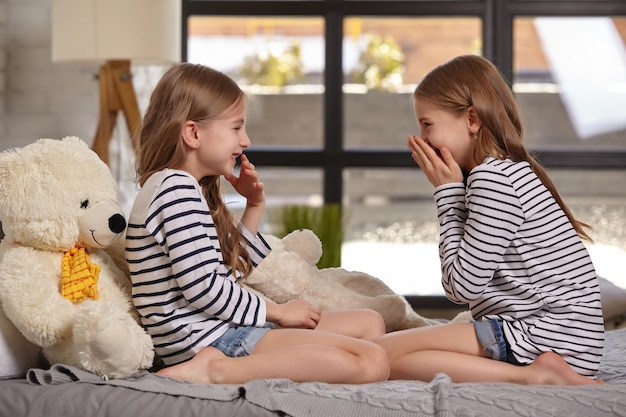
222, 162, 236, 176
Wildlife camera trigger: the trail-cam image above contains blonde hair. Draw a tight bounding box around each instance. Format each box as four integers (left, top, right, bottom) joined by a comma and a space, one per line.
414, 55, 591, 240
136, 63, 254, 278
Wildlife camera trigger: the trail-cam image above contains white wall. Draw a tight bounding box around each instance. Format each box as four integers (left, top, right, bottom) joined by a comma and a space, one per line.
0, 0, 168, 214
2, 0, 96, 151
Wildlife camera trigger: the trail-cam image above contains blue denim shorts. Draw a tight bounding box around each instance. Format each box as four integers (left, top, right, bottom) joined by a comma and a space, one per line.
473, 319, 520, 364
208, 324, 273, 357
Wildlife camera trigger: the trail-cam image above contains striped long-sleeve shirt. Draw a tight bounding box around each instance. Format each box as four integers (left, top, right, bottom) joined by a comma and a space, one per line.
435, 157, 604, 377
125, 169, 271, 365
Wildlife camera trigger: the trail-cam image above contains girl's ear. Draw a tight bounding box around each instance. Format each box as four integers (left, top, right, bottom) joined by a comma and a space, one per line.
467, 106, 482, 134
181, 121, 199, 148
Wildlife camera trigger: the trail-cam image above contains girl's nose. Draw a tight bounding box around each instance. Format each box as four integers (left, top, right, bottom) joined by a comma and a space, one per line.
241, 133, 251, 148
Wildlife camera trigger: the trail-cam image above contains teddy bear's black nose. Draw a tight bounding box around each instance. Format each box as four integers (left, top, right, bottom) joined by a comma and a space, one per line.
108, 213, 127, 234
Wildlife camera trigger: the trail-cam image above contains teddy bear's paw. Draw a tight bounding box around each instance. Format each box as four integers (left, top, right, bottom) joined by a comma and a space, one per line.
73, 301, 154, 378
449, 310, 473, 323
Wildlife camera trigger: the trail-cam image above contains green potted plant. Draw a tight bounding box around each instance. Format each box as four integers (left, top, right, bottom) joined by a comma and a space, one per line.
270, 203, 345, 268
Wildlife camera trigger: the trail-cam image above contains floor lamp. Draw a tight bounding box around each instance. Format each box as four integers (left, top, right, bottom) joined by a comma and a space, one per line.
51, 0, 180, 165
92, 60, 141, 164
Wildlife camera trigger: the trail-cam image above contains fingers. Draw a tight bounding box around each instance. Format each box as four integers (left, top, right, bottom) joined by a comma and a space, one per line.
302, 309, 321, 329
239, 153, 255, 171
227, 154, 263, 190
283, 300, 321, 329
310, 305, 321, 327
408, 135, 463, 187
241, 165, 260, 181
408, 135, 436, 170
239, 154, 249, 169
298, 300, 321, 322
239, 155, 260, 181
438, 146, 455, 166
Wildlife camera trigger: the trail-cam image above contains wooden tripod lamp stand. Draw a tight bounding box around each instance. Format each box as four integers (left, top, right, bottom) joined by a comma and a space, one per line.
51, 0, 181, 165
91, 60, 141, 165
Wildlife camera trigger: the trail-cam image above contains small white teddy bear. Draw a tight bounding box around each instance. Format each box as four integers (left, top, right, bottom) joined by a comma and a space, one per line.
0, 137, 154, 379
245, 229, 456, 332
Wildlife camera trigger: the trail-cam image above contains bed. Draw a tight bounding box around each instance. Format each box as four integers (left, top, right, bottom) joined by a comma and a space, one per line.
0, 325, 625, 417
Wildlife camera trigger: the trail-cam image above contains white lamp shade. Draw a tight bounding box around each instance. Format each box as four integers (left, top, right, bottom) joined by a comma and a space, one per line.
52, 0, 181, 64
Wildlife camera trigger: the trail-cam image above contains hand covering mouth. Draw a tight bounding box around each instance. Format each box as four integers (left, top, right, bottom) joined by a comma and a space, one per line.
424, 140, 442, 157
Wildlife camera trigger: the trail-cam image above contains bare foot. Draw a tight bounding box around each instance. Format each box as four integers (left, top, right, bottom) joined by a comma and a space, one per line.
527, 352, 604, 385
157, 347, 227, 384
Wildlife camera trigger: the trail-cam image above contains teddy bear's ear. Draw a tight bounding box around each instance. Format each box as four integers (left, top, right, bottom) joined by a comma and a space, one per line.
0, 138, 64, 220
281, 229, 323, 266
61, 136, 89, 149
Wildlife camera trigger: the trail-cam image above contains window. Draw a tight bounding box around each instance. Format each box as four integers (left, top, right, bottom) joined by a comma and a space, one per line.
188, 16, 325, 148
513, 15, 626, 297
342, 17, 482, 150
183, 1, 626, 303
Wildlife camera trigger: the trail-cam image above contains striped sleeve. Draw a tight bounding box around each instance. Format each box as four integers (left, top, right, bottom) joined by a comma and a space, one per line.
240, 225, 272, 268
435, 166, 525, 304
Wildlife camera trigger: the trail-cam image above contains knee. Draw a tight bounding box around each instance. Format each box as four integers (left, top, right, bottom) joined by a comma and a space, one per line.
360, 309, 387, 340
359, 344, 390, 383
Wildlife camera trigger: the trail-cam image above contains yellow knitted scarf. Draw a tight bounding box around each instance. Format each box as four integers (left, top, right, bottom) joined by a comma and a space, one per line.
61, 246, 100, 303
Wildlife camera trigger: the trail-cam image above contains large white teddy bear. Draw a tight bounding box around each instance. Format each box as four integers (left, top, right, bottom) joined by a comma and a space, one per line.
245, 229, 468, 332
0, 137, 154, 379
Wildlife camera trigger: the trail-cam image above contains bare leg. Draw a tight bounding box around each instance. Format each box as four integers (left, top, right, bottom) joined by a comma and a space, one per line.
157, 327, 390, 384
315, 309, 386, 341
376, 322, 603, 386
